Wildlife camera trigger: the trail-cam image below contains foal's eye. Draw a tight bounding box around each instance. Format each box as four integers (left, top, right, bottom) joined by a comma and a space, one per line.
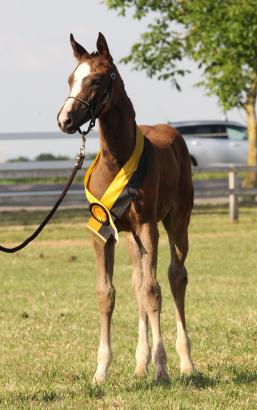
91, 78, 102, 86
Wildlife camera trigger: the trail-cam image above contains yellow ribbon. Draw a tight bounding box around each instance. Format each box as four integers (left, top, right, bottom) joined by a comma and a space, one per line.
84, 127, 144, 242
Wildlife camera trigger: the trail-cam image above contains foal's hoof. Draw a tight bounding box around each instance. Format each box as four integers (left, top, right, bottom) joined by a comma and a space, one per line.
92, 371, 107, 385
180, 359, 194, 376
134, 365, 148, 378
154, 366, 170, 382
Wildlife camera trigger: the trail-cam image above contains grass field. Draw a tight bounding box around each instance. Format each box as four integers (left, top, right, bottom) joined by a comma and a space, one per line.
0, 172, 238, 185
0, 206, 256, 409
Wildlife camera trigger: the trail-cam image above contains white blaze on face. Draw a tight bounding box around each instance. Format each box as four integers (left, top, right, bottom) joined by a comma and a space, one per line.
70, 62, 91, 97
58, 62, 91, 126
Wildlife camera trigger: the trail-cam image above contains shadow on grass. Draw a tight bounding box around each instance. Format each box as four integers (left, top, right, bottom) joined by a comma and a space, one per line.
31, 390, 60, 403
68, 368, 257, 400
84, 382, 105, 399
179, 372, 219, 389
0, 389, 64, 407
83, 371, 108, 399
232, 369, 257, 385
125, 372, 218, 393
0, 208, 87, 227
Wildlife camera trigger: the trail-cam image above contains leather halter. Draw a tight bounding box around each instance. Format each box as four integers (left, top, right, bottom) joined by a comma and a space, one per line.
67, 70, 116, 134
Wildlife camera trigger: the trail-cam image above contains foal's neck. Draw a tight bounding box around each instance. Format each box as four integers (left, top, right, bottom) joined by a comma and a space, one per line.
98, 91, 136, 170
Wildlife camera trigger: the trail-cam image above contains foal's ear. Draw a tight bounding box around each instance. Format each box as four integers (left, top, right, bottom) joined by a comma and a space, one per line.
70, 33, 89, 60
96, 32, 113, 62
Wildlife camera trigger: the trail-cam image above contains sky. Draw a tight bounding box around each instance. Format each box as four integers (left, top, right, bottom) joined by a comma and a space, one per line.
0, 0, 246, 159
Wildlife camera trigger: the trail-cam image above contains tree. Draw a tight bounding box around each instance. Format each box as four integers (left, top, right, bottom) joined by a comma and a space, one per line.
8, 156, 29, 163
35, 153, 70, 161
105, 0, 257, 186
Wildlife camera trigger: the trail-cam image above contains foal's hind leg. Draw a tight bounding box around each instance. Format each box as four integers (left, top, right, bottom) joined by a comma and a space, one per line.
92, 237, 115, 384
127, 233, 151, 377
163, 212, 194, 375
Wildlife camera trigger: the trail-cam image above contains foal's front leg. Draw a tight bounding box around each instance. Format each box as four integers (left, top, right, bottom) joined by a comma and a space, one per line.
92, 237, 115, 384
137, 222, 169, 381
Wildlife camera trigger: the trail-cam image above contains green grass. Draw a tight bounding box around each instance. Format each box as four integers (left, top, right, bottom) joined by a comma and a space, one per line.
0, 173, 231, 185
0, 176, 84, 185
192, 171, 247, 181
0, 207, 256, 409
0, 171, 247, 185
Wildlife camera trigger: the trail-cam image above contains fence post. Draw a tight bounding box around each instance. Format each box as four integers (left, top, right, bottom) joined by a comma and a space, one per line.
228, 169, 238, 222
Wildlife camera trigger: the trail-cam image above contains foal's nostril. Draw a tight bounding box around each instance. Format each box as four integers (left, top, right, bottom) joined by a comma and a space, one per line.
65, 115, 73, 128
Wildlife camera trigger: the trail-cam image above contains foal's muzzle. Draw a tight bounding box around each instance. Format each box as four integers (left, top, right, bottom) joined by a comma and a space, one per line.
57, 112, 75, 134
57, 103, 92, 134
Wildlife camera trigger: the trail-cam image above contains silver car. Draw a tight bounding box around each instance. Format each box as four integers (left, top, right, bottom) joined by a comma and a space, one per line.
170, 120, 248, 166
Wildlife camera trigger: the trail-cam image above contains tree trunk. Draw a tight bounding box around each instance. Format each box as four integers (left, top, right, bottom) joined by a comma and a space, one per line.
243, 100, 257, 188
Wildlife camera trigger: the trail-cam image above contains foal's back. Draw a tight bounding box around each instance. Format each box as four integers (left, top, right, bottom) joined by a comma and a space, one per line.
139, 123, 190, 168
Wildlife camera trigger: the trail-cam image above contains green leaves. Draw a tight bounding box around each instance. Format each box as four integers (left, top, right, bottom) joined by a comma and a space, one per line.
104, 0, 257, 111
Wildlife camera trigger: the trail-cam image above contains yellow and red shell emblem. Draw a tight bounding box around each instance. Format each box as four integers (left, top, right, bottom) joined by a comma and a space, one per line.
89, 203, 110, 225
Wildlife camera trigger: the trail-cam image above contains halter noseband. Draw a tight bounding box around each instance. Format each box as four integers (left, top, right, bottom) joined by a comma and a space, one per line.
67, 70, 116, 135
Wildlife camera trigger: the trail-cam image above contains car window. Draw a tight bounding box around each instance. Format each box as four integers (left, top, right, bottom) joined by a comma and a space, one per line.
226, 126, 247, 141
177, 126, 197, 135
177, 124, 227, 139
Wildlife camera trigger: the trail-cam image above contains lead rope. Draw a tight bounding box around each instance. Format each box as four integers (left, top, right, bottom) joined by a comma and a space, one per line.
0, 123, 95, 254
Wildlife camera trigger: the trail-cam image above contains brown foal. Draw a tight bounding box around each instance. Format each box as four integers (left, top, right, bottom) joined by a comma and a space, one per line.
58, 33, 194, 383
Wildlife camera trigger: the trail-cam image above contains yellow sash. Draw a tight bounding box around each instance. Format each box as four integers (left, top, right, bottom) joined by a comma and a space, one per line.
84, 127, 144, 242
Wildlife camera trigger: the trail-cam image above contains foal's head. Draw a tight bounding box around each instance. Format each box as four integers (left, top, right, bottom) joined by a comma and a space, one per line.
58, 33, 118, 134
